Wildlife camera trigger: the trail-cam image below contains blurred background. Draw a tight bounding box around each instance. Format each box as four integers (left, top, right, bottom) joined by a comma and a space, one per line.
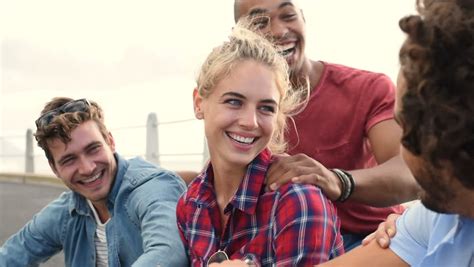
1, 0, 416, 176
1, 1, 417, 266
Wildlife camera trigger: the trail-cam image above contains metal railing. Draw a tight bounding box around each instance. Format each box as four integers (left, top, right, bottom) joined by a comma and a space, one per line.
0, 113, 208, 174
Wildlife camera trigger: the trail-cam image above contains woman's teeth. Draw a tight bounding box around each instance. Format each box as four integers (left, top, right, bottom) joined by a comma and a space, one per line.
228, 133, 255, 144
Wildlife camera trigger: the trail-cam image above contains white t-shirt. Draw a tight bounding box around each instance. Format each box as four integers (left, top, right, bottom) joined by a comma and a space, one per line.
87, 200, 110, 267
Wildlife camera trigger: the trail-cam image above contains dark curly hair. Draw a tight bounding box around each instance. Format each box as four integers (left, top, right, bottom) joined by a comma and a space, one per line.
399, 0, 474, 189
35, 97, 109, 165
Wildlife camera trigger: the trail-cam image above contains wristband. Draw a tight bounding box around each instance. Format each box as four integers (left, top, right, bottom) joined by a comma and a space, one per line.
331, 168, 355, 202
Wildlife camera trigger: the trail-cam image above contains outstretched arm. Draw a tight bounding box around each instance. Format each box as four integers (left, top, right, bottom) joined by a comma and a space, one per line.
266, 120, 420, 207
317, 239, 408, 267
0, 196, 66, 266
210, 241, 407, 267
131, 172, 188, 267
349, 119, 420, 206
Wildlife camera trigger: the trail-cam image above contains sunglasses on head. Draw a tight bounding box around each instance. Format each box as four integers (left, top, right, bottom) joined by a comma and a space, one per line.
35, 98, 91, 128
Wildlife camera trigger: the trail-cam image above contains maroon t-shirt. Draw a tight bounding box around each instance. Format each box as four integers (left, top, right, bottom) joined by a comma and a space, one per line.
286, 62, 404, 234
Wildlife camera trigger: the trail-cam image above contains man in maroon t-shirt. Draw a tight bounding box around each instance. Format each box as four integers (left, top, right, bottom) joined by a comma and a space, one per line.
233, 0, 421, 250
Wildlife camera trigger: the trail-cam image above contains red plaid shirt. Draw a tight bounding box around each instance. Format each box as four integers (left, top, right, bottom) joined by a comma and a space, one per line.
177, 149, 344, 266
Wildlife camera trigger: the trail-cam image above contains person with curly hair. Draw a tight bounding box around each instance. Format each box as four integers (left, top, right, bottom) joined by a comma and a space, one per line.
318, 0, 474, 265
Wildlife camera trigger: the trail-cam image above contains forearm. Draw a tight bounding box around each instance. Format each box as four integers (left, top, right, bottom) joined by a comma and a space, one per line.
0, 221, 62, 266
136, 202, 188, 266
317, 240, 408, 267
348, 155, 420, 207
133, 175, 188, 266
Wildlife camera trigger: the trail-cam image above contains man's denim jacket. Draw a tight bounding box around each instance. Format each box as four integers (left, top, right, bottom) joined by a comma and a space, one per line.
0, 153, 188, 267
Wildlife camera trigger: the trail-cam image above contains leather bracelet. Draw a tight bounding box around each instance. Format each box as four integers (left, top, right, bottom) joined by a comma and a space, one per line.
331, 168, 355, 202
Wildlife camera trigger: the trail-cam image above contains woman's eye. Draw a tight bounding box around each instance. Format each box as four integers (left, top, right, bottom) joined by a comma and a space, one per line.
259, 105, 276, 113
224, 99, 242, 106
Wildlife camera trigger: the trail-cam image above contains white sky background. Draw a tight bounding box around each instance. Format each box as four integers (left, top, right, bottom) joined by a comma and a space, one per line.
0, 0, 416, 174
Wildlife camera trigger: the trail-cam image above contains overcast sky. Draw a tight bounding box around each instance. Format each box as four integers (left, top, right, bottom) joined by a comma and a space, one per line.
0, 0, 416, 173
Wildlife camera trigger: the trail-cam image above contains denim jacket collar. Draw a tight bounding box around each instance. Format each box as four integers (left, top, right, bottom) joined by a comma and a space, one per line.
68, 152, 128, 217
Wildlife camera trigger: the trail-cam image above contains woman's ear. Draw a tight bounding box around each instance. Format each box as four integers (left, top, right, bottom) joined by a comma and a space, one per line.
193, 88, 204, 120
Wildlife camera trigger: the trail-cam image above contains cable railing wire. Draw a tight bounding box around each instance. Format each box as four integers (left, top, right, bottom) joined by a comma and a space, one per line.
0, 115, 207, 173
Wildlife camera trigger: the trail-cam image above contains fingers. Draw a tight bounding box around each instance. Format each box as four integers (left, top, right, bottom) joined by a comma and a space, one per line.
361, 223, 390, 249
292, 171, 341, 201
362, 213, 400, 249
291, 173, 319, 184
361, 232, 375, 246
266, 155, 293, 186
268, 167, 317, 191
266, 153, 330, 192
384, 213, 400, 238
375, 221, 391, 248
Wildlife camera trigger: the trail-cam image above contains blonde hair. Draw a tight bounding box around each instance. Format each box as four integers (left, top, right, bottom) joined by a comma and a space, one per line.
196, 20, 305, 153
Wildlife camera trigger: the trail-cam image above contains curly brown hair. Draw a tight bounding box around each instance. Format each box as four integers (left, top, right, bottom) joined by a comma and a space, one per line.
399, 0, 474, 189
35, 97, 109, 164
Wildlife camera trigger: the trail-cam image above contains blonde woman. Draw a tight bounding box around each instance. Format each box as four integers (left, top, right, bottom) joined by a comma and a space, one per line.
176, 22, 343, 266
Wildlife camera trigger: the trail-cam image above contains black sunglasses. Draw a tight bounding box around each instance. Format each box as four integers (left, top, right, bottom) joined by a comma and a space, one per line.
35, 98, 91, 128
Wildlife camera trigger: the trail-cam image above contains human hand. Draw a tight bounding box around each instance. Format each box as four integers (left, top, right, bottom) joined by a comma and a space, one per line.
266, 153, 342, 201
361, 213, 400, 248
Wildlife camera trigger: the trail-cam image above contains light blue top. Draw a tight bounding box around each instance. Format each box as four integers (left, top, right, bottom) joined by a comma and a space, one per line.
0, 153, 188, 267
390, 201, 474, 267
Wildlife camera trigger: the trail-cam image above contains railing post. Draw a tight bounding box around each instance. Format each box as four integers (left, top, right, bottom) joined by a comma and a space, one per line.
146, 113, 160, 165
25, 128, 35, 173
202, 136, 209, 166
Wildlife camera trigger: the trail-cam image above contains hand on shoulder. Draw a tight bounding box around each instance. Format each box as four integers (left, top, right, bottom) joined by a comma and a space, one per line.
266, 153, 342, 201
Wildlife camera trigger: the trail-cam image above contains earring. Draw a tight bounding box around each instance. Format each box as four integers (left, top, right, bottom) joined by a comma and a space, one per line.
196, 112, 203, 119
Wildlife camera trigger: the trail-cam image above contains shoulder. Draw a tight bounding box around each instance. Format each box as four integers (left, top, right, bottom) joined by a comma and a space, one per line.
37, 192, 73, 219
271, 183, 340, 241
324, 62, 388, 79
323, 62, 394, 90
276, 182, 322, 198
275, 183, 334, 213
121, 158, 187, 209
389, 202, 437, 262
27, 192, 73, 239
397, 201, 440, 235
124, 157, 186, 192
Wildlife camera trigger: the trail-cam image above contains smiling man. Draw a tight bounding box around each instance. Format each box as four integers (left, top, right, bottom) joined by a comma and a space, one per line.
0, 97, 188, 266
232, 0, 420, 251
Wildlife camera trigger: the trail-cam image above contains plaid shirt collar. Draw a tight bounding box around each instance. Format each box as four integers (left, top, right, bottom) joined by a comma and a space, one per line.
193, 148, 272, 215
